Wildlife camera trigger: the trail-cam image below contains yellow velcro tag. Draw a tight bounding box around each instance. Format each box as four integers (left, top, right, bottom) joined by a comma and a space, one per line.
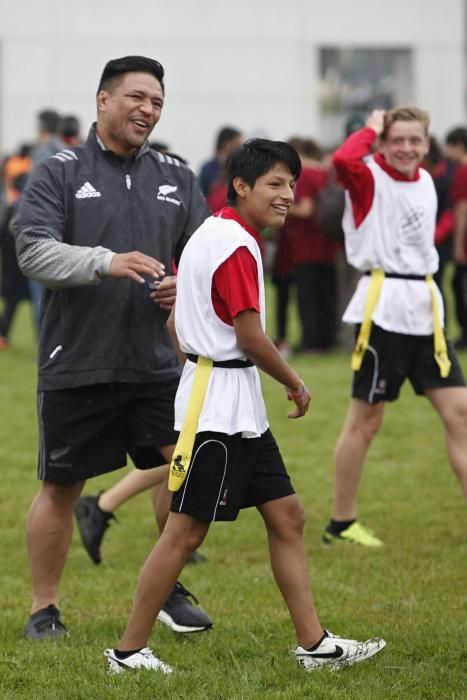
425, 275, 451, 378
351, 269, 385, 371
168, 356, 213, 492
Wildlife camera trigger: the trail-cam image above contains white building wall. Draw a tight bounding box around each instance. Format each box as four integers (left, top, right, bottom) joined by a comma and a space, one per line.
0, 0, 465, 170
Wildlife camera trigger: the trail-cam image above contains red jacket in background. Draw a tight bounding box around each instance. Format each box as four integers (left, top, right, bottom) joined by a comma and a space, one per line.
284, 166, 340, 265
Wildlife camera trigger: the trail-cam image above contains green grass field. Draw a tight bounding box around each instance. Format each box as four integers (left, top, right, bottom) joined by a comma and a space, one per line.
0, 297, 466, 699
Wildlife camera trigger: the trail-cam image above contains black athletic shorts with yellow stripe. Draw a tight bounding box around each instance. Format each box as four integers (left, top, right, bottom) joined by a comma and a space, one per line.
170, 428, 295, 522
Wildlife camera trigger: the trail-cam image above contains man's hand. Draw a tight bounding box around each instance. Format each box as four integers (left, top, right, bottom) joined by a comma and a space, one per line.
150, 275, 177, 310
109, 252, 165, 283
366, 110, 385, 136
285, 380, 311, 419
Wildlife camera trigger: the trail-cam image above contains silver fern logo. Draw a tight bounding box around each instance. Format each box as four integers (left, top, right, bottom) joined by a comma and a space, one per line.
156, 184, 181, 206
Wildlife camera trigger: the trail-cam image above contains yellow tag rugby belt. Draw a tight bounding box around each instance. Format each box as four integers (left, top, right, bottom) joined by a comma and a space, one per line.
351, 269, 451, 379
168, 354, 253, 492
186, 353, 253, 368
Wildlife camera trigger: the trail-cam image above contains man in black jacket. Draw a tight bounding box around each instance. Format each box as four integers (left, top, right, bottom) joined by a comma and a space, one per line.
14, 55, 212, 639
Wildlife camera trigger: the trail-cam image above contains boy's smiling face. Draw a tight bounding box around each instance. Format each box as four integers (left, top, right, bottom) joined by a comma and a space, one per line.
234, 163, 296, 231
379, 120, 429, 178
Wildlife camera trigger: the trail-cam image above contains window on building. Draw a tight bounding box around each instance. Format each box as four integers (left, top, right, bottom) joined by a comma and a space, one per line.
319, 48, 413, 147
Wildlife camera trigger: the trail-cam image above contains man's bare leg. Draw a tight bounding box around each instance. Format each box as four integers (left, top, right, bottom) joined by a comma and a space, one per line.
28, 480, 85, 613
258, 495, 323, 649
117, 512, 209, 650
332, 399, 384, 521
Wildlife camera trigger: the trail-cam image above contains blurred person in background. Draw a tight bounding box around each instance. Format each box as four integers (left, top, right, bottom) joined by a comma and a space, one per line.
285, 137, 339, 353
198, 126, 243, 198
270, 221, 295, 358
0, 168, 32, 348
60, 114, 82, 146
31, 109, 64, 165
445, 126, 467, 348
3, 144, 32, 206
423, 136, 455, 301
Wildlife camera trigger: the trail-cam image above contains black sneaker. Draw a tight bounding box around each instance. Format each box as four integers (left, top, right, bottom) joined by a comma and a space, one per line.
74, 494, 116, 565
157, 581, 213, 633
24, 605, 67, 640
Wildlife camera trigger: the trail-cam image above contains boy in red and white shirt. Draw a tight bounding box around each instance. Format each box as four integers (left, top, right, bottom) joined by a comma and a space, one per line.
104, 139, 386, 674
323, 108, 467, 547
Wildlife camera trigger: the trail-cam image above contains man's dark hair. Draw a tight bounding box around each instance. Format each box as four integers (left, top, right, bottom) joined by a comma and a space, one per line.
216, 127, 242, 153
226, 138, 301, 205
97, 55, 165, 95
446, 126, 467, 150
37, 109, 61, 135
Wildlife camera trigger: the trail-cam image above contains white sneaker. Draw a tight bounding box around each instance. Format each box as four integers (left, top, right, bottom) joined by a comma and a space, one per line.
295, 630, 386, 671
104, 647, 173, 674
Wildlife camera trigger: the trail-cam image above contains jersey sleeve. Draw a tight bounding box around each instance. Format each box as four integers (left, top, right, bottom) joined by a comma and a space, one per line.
212, 246, 260, 323
13, 161, 114, 287
332, 127, 377, 227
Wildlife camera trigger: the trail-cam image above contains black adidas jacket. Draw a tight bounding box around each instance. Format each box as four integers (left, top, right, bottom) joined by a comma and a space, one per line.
14, 126, 210, 390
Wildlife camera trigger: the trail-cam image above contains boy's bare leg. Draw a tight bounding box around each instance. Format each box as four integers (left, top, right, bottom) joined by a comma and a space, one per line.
118, 512, 210, 650
426, 386, 467, 499
28, 480, 85, 613
258, 494, 323, 649
151, 480, 173, 534
332, 399, 384, 521
99, 465, 168, 513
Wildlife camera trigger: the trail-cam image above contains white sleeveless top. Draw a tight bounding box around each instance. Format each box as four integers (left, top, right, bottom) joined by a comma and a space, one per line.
174, 215, 268, 437
342, 155, 444, 334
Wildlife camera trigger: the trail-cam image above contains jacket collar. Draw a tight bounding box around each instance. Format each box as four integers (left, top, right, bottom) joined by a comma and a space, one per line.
87, 123, 150, 160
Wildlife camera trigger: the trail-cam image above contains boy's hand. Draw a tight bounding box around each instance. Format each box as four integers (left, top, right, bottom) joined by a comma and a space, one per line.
150, 275, 177, 309
366, 110, 385, 136
285, 380, 311, 419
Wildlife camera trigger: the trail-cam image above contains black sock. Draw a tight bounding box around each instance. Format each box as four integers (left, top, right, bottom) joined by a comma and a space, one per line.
307, 630, 328, 651
114, 648, 143, 659
328, 518, 356, 535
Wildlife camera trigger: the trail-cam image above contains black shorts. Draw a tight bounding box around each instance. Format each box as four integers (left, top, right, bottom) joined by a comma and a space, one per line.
170, 428, 295, 522
352, 324, 465, 403
37, 379, 179, 483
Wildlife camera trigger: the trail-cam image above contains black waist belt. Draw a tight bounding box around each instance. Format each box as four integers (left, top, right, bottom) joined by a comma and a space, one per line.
186, 353, 253, 368
364, 271, 425, 281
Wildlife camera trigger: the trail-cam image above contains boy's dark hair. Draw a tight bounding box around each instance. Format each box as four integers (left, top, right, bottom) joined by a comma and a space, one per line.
226, 139, 301, 205
37, 109, 61, 135
216, 127, 242, 153
446, 126, 467, 150
97, 56, 165, 95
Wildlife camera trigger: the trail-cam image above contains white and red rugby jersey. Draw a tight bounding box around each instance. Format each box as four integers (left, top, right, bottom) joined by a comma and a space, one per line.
174, 207, 268, 438
334, 127, 443, 335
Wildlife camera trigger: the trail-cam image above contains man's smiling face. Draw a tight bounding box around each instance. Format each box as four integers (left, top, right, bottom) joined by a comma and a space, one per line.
97, 72, 164, 157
